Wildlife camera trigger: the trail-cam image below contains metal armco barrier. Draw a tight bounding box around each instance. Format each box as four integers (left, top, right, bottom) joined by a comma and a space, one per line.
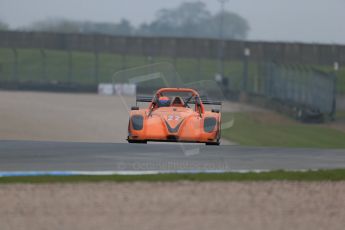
258, 63, 336, 120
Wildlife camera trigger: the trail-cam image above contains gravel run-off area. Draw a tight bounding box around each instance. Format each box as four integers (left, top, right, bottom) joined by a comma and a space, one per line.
1, 181, 345, 230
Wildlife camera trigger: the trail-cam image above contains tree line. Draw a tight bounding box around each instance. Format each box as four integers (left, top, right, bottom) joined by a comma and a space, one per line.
1, 1, 250, 40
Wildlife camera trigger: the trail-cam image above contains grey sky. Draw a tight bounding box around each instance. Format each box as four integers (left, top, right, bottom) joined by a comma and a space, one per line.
0, 0, 344, 44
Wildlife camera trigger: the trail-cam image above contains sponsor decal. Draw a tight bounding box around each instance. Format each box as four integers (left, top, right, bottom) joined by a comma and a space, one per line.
167, 114, 181, 121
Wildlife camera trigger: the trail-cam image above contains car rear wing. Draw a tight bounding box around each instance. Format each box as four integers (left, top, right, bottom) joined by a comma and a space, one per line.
199, 96, 222, 105
136, 95, 222, 105
136, 95, 153, 103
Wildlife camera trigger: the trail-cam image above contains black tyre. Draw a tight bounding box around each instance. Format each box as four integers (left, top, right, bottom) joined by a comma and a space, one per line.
128, 140, 147, 144
205, 141, 220, 146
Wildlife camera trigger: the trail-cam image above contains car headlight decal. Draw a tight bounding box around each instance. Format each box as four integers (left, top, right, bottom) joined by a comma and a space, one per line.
204, 117, 217, 133
131, 115, 144, 130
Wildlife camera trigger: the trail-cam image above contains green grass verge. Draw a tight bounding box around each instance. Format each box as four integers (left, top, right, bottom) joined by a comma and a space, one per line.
222, 113, 345, 148
337, 111, 345, 119
1, 169, 345, 183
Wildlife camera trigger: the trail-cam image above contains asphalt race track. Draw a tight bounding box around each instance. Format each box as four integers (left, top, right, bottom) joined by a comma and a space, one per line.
0, 140, 345, 172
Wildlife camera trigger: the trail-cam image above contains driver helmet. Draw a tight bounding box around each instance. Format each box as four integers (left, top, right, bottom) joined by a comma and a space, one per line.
158, 96, 171, 107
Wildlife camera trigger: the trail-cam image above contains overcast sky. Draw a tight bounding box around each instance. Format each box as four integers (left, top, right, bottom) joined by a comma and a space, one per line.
0, 0, 344, 44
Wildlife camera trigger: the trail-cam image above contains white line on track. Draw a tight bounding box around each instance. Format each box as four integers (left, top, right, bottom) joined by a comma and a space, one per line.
0, 169, 315, 177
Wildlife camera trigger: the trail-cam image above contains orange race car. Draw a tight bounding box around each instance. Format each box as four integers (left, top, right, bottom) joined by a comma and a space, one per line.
127, 88, 222, 145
